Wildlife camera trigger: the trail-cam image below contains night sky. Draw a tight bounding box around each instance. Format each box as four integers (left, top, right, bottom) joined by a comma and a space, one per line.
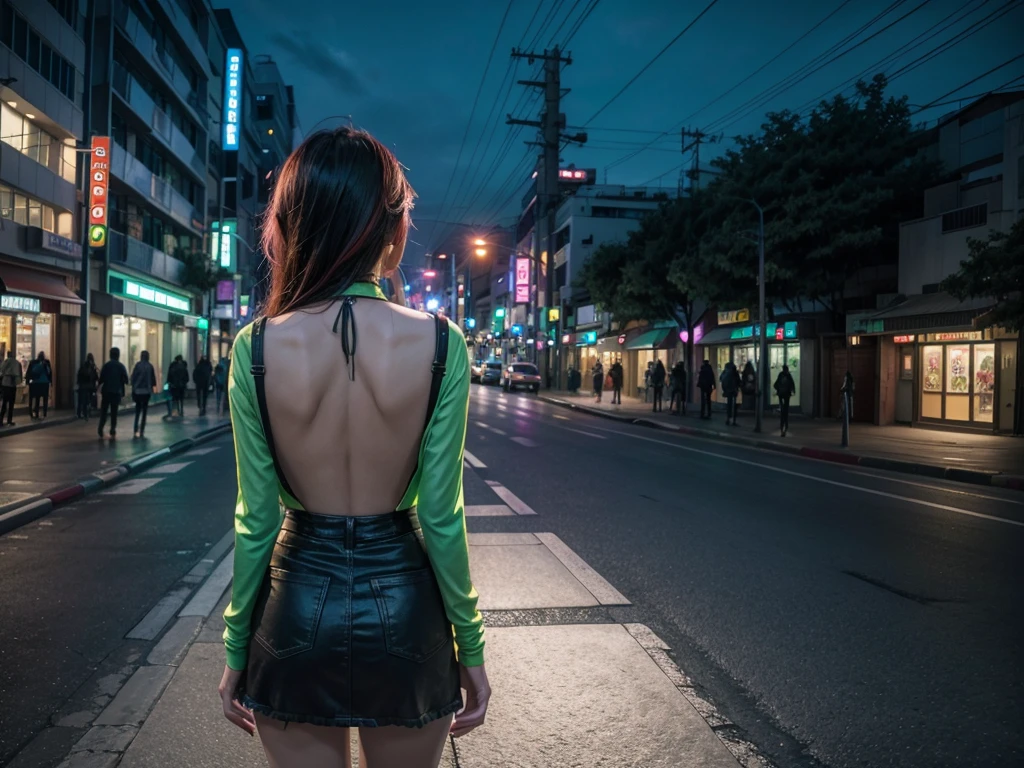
220, 0, 1023, 261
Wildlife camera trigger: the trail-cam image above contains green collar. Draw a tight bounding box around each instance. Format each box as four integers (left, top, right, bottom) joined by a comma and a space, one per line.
340, 281, 387, 300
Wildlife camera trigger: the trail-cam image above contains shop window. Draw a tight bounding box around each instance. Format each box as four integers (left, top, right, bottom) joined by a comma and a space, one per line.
0, 314, 10, 358
15, 314, 34, 373
973, 344, 995, 423
921, 345, 942, 419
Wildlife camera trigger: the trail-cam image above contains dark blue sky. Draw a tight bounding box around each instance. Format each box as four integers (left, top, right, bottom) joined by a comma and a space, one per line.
221, 0, 1022, 259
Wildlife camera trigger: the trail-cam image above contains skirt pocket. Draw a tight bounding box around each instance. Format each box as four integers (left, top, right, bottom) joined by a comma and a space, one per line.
371, 568, 449, 663
253, 567, 330, 659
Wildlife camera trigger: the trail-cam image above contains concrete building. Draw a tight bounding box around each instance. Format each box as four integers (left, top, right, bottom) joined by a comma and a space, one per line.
0, 0, 88, 410
849, 90, 1023, 434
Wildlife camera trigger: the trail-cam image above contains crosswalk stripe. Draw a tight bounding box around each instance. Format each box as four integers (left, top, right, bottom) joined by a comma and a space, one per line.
463, 450, 486, 468
101, 478, 164, 495
485, 481, 537, 515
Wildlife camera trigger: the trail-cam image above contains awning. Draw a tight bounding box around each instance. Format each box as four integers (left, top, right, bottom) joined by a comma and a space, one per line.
0, 263, 84, 304
625, 327, 676, 350
849, 292, 995, 335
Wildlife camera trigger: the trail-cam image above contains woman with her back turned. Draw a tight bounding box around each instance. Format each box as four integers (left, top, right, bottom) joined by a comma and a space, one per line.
218, 126, 489, 768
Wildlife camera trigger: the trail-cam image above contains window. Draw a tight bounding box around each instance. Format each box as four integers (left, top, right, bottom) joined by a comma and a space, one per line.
46, 0, 79, 28
40, 41, 51, 80
27, 198, 42, 228
13, 193, 27, 225
27, 28, 39, 69
941, 203, 987, 233
256, 95, 274, 121
0, 183, 70, 235
13, 13, 26, 58
2, 3, 77, 101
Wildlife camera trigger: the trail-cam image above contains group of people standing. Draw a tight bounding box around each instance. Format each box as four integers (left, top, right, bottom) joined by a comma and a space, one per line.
50, 351, 228, 438
0, 351, 54, 425
695, 359, 796, 435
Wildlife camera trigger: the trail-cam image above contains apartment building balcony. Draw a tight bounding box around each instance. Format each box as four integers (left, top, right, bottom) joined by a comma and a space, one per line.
110, 142, 203, 236
150, 0, 210, 78
107, 229, 185, 286
112, 0, 207, 123
112, 63, 205, 182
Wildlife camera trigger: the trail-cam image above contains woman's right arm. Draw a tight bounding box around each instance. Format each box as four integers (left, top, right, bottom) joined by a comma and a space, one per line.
221, 327, 285, 672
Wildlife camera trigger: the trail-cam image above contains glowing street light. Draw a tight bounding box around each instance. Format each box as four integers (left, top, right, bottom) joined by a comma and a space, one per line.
475, 247, 487, 257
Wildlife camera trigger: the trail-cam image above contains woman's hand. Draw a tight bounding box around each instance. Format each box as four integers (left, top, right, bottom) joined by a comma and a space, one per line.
451, 663, 490, 738
218, 665, 255, 735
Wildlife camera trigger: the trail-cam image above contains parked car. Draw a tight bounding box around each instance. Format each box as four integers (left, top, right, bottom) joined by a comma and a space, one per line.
471, 359, 485, 383
502, 362, 541, 393
481, 361, 503, 385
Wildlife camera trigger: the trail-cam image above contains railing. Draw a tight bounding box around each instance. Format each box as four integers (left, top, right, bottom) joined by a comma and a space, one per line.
112, 63, 205, 181
110, 143, 202, 234
107, 229, 186, 286
112, 0, 203, 122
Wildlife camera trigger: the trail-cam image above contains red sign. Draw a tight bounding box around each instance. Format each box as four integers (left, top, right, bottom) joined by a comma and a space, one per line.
618, 334, 626, 345
514, 258, 530, 304
775, 326, 785, 340
893, 335, 915, 344
88, 137, 110, 247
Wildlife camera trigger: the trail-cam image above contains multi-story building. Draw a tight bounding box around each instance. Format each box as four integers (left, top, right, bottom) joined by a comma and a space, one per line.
87, 0, 211, 384
849, 90, 1023, 434
0, 0, 87, 411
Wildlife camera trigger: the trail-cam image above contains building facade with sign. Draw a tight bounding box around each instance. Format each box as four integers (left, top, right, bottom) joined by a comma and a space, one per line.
847, 92, 1022, 434
0, 1, 88, 409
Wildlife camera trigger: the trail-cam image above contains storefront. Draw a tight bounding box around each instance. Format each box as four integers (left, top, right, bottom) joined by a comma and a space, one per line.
91, 270, 200, 385
698, 318, 812, 412
0, 261, 84, 409
622, 324, 680, 398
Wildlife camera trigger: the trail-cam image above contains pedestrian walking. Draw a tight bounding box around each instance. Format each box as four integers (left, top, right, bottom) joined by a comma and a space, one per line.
697, 359, 716, 419
609, 360, 623, 405
76, 353, 99, 420
216, 127, 488, 763
643, 362, 653, 403
25, 351, 52, 419
194, 356, 213, 415
741, 361, 757, 412
592, 360, 604, 403
774, 364, 796, 436
97, 347, 129, 438
130, 350, 158, 438
669, 360, 687, 415
165, 356, 188, 417
0, 349, 23, 426
214, 358, 229, 414
720, 362, 741, 426
651, 359, 666, 412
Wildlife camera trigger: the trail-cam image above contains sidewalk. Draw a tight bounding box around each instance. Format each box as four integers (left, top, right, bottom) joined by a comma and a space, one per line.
43, 535, 759, 768
0, 393, 200, 439
544, 391, 1024, 489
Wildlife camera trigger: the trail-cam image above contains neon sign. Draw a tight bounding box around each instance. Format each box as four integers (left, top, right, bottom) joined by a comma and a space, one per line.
893, 335, 915, 344
514, 258, 530, 304
88, 136, 110, 248
223, 49, 243, 150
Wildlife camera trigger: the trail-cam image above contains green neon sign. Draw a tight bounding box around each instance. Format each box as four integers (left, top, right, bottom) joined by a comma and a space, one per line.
108, 271, 191, 313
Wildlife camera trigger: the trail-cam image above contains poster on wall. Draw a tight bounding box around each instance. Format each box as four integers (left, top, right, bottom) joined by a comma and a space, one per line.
974, 343, 995, 416
947, 346, 970, 393
922, 346, 942, 392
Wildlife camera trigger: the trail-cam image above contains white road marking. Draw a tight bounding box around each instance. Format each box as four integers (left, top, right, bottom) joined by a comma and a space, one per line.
490, 426, 507, 436
465, 504, 516, 516
101, 478, 165, 495
563, 428, 606, 439
553, 414, 570, 421
485, 481, 537, 515
583, 424, 1024, 529
145, 462, 193, 475
511, 436, 538, 447
846, 470, 1024, 506
7, 534, 28, 540
463, 450, 486, 469
188, 447, 220, 456
179, 550, 234, 617
535, 532, 631, 605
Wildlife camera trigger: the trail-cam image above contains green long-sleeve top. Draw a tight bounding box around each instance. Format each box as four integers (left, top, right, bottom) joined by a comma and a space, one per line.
222, 288, 485, 671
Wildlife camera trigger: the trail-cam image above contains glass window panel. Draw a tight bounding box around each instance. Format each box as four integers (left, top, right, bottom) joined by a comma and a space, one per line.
1, 103, 24, 150
13, 14, 27, 59
41, 205, 54, 232
973, 343, 996, 423
27, 199, 42, 228
63, 144, 77, 183
27, 29, 39, 69
786, 343, 801, 407
922, 345, 942, 392
1, 6, 14, 49
40, 42, 51, 80
946, 345, 970, 393
13, 194, 28, 225
57, 211, 73, 238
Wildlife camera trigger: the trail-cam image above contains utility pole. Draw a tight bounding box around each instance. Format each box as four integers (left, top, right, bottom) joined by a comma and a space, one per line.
508, 46, 584, 386
680, 127, 721, 193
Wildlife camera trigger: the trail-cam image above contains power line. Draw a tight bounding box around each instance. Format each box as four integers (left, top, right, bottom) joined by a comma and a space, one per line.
562, 0, 601, 46
549, 0, 584, 45
423, 0, 515, 252
638, 160, 689, 187
912, 52, 1024, 111
583, 0, 720, 126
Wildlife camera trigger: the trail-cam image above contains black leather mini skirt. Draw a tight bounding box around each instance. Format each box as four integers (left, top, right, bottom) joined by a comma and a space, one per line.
241, 508, 462, 728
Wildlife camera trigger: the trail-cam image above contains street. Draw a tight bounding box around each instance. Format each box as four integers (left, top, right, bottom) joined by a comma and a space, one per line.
1, 387, 1022, 767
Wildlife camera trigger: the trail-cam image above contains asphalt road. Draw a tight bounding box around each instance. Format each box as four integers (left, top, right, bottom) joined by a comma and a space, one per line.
1, 386, 1021, 767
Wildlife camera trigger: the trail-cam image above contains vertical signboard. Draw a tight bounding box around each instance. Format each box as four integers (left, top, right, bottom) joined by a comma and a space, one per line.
223, 48, 243, 151
514, 257, 530, 304
88, 137, 110, 248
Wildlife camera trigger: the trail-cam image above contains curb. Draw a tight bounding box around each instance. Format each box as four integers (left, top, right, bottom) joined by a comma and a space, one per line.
0, 423, 233, 536
539, 395, 1023, 494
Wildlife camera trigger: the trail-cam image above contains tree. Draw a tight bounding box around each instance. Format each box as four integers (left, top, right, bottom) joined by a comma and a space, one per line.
941, 216, 1024, 330
177, 248, 229, 295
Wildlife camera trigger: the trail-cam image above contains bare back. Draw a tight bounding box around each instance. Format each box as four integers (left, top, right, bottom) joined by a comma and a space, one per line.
260, 297, 437, 517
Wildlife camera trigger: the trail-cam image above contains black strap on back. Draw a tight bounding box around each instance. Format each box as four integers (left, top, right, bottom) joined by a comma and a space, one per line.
251, 317, 300, 503
250, 312, 449, 505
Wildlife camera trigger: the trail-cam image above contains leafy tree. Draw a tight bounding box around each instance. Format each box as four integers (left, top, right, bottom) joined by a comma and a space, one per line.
176, 248, 229, 295
941, 215, 1024, 330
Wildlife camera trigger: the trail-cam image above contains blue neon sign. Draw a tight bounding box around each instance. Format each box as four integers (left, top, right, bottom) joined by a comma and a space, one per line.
511, 324, 523, 336
223, 48, 243, 150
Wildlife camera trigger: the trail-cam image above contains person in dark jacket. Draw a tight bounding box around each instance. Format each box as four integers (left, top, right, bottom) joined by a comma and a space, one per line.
609, 360, 624, 405
720, 362, 741, 426
76, 353, 99, 420
651, 359, 666, 413
697, 360, 716, 419
669, 361, 687, 416
25, 351, 53, 419
165, 356, 189, 417
97, 347, 129, 438
774, 364, 797, 436
741, 361, 757, 411
193, 356, 213, 415
592, 361, 604, 403
130, 350, 158, 438
0, 350, 23, 426
214, 358, 229, 414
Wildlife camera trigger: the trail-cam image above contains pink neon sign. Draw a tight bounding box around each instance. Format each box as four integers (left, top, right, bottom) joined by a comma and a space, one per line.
515, 258, 530, 304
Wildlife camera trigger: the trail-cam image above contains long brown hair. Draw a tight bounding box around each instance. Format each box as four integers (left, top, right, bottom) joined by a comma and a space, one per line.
261, 127, 413, 317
